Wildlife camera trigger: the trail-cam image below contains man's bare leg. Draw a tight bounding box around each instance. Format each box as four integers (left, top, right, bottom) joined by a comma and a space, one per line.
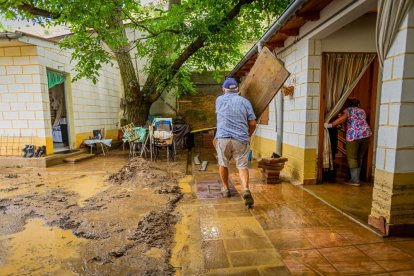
239, 168, 254, 207
238, 168, 249, 190
219, 166, 229, 189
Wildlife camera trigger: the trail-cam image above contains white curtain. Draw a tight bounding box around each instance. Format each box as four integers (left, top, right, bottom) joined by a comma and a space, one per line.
376, 0, 413, 67
323, 53, 376, 170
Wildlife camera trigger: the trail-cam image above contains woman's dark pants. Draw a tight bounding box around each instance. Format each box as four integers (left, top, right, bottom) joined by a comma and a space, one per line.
346, 137, 370, 169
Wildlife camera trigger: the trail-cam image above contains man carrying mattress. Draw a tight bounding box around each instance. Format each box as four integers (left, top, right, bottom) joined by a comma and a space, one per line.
215, 77, 257, 208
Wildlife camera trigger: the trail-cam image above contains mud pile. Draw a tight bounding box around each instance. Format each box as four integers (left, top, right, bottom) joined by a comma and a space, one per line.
0, 155, 186, 275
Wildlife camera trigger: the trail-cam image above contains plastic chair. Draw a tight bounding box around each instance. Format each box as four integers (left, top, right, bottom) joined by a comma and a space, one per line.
130, 127, 149, 158
121, 123, 140, 151
150, 118, 175, 162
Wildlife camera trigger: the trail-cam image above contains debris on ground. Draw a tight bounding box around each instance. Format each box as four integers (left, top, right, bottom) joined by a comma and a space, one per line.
0, 153, 186, 275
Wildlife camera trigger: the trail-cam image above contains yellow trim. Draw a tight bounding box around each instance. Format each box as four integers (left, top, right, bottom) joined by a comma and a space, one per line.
0, 136, 49, 156
250, 135, 317, 183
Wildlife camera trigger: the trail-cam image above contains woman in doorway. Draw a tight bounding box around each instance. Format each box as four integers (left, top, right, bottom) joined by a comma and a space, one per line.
324, 98, 372, 186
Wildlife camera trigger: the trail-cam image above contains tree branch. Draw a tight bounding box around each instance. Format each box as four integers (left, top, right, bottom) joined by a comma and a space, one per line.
146, 0, 255, 102
16, 3, 59, 19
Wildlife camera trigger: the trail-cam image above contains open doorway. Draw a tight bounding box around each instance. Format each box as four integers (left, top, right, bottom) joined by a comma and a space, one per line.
47, 70, 70, 153
318, 55, 379, 183
309, 54, 379, 224
320, 56, 379, 183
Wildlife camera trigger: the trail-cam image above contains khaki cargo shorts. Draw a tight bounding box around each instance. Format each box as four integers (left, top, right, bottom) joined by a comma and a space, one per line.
216, 138, 250, 169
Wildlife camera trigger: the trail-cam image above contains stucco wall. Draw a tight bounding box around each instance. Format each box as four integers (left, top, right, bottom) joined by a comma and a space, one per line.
321, 13, 376, 53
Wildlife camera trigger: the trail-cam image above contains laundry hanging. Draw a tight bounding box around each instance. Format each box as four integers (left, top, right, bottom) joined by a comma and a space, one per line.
47, 70, 65, 89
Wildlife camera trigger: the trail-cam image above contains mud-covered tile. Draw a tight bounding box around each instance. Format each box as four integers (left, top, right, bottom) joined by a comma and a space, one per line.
334, 227, 384, 244
202, 240, 229, 269
304, 228, 351, 248
357, 243, 414, 261
266, 229, 313, 250
218, 217, 266, 239
391, 271, 414, 275
319, 246, 385, 274
207, 267, 260, 276
392, 241, 414, 257
224, 237, 273, 251
259, 265, 290, 276
200, 218, 222, 240
229, 249, 283, 267
280, 248, 337, 274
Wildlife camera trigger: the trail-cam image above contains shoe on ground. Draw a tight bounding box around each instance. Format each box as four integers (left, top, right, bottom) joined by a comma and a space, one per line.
242, 189, 254, 208
22, 145, 29, 157
221, 187, 230, 198
26, 145, 35, 158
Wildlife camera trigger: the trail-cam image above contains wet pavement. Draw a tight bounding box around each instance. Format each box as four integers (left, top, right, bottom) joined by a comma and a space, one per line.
172, 148, 414, 275
1, 148, 414, 275
302, 181, 374, 224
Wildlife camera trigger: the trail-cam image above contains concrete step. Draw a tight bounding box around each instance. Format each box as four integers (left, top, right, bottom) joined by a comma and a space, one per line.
63, 153, 95, 163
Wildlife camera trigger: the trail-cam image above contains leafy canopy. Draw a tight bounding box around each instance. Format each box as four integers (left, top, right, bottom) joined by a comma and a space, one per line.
1, 0, 290, 95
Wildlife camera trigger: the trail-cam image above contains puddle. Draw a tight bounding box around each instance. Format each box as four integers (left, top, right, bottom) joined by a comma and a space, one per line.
45, 174, 110, 207
178, 175, 193, 194
0, 218, 87, 275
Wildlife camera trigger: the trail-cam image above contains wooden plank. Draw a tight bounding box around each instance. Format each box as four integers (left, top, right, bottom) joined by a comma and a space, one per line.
239, 47, 290, 119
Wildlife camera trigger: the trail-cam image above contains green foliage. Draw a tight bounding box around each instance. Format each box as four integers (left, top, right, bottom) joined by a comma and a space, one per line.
0, 0, 290, 96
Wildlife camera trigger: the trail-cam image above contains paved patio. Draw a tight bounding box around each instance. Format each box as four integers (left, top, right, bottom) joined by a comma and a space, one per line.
172, 150, 414, 275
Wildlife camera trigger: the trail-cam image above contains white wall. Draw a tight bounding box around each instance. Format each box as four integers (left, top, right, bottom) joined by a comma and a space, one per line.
321, 13, 376, 53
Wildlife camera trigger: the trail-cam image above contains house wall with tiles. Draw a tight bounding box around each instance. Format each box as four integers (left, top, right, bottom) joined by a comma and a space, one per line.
250, 0, 379, 184
369, 5, 414, 235
0, 37, 123, 155
250, 38, 320, 183
0, 44, 49, 155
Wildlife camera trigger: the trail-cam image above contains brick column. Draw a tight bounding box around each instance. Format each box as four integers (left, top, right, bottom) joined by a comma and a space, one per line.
369, 6, 414, 236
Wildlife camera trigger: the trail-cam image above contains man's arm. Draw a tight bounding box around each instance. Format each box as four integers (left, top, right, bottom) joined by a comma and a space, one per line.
248, 120, 257, 137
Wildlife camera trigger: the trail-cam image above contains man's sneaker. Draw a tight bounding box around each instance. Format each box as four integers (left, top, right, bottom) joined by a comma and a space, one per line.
221, 187, 230, 198
243, 189, 254, 208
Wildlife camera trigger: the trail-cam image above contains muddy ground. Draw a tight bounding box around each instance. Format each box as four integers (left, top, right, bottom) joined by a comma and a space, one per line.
0, 151, 186, 275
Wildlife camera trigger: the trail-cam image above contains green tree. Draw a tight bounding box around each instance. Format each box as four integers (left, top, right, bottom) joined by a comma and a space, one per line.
1, 0, 289, 124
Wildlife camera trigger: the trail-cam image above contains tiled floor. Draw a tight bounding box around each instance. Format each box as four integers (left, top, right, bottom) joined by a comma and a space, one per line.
172, 149, 414, 275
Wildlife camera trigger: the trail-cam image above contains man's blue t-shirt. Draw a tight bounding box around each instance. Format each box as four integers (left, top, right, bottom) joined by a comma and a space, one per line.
215, 92, 256, 144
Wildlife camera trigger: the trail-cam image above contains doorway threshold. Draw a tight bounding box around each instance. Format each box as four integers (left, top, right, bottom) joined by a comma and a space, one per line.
298, 183, 383, 237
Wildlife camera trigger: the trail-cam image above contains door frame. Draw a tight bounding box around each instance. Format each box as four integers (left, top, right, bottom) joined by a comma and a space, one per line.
47, 68, 74, 151
317, 53, 379, 183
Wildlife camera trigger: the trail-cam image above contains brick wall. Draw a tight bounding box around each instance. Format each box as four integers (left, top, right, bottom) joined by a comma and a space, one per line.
177, 72, 222, 131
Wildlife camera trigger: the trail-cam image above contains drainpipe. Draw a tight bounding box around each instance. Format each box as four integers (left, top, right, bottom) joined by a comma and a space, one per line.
275, 90, 283, 156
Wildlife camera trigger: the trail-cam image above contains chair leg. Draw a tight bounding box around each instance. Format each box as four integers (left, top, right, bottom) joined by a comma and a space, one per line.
101, 143, 105, 156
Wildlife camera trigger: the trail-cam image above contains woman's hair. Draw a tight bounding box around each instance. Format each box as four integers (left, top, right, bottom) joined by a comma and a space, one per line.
346, 98, 360, 107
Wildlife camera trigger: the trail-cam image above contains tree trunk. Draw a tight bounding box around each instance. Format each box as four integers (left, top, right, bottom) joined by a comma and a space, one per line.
107, 8, 150, 126
113, 47, 149, 125
126, 100, 151, 126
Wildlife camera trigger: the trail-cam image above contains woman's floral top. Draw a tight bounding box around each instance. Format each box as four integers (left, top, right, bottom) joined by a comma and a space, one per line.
344, 107, 372, 142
